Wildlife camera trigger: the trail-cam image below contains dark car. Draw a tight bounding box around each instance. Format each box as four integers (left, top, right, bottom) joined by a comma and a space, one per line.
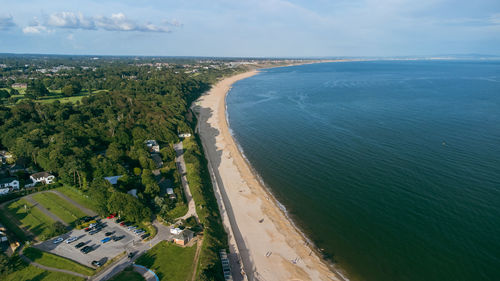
112, 235, 125, 241
91, 260, 102, 267
141, 233, 150, 240
75, 242, 86, 248
116, 218, 123, 223
81, 246, 92, 254
105, 231, 115, 236
127, 252, 135, 258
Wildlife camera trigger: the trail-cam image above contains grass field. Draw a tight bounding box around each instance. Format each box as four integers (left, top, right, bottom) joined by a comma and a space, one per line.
136, 241, 196, 281
6, 199, 56, 238
109, 266, 145, 281
32, 192, 87, 224
56, 186, 100, 212
3, 263, 84, 281
37, 95, 86, 104
0, 209, 30, 241
23, 247, 95, 276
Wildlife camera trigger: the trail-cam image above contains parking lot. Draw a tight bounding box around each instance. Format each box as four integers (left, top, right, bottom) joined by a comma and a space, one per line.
34, 218, 145, 268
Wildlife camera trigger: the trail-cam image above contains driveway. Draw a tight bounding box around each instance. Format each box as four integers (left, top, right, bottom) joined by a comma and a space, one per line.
173, 142, 199, 221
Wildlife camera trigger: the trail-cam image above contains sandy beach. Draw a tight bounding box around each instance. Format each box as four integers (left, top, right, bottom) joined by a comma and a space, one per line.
194, 70, 344, 281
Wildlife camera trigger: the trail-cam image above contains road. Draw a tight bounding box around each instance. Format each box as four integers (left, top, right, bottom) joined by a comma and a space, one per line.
173, 142, 199, 222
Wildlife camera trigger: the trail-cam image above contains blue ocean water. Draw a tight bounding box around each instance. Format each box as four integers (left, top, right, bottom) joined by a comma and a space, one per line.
226, 61, 500, 281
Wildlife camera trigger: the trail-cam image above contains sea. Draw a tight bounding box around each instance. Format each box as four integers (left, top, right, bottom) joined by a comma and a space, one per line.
226, 60, 500, 281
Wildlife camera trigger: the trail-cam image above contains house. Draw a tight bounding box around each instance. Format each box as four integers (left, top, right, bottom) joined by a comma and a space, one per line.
166, 188, 176, 199
30, 172, 55, 185
11, 83, 27, 89
127, 189, 138, 198
145, 140, 160, 153
170, 227, 183, 235
0, 177, 19, 190
178, 133, 191, 138
172, 229, 194, 246
104, 175, 123, 185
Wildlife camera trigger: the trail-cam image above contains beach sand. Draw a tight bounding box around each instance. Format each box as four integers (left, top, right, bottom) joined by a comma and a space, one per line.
194, 70, 344, 281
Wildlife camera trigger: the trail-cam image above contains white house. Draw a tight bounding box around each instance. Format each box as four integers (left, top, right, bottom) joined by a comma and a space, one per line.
145, 140, 160, 153
0, 177, 19, 190
30, 172, 55, 185
178, 133, 191, 138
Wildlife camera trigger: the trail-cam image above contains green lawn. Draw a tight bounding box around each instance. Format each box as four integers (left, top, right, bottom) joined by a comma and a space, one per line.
32, 192, 87, 224
6, 199, 56, 238
23, 247, 95, 276
56, 186, 100, 212
109, 266, 145, 281
136, 241, 196, 281
37, 95, 86, 104
0, 209, 30, 241
3, 263, 84, 281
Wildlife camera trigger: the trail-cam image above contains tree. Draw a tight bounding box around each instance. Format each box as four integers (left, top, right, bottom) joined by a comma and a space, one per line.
0, 89, 10, 99
62, 81, 82, 97
26, 80, 49, 98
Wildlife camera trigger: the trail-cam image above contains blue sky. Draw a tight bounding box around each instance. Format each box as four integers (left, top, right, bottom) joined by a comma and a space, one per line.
0, 0, 499, 57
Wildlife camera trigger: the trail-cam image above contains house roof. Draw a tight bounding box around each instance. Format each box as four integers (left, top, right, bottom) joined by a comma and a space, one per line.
104, 175, 123, 185
0, 177, 18, 185
31, 172, 53, 180
173, 229, 194, 240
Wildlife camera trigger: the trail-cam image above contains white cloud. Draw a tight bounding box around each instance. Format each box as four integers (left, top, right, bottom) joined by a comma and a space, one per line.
0, 15, 16, 30
22, 18, 51, 34
23, 11, 178, 33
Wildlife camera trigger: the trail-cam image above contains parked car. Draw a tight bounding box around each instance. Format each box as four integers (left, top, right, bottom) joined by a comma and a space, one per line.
127, 252, 135, 259
91, 260, 103, 267
127, 226, 137, 231
112, 235, 125, 241
84, 227, 91, 232
106, 213, 116, 219
53, 237, 64, 244
105, 231, 115, 236
116, 218, 123, 223
136, 230, 145, 235
89, 229, 101, 235
65, 236, 78, 244
101, 237, 111, 243
81, 246, 92, 254
141, 233, 150, 240
89, 223, 97, 228
75, 242, 86, 248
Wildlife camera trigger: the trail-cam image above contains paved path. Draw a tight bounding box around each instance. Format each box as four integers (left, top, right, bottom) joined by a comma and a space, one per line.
174, 142, 199, 222
90, 220, 172, 281
48, 190, 98, 217
25, 194, 69, 226
133, 264, 159, 281
19, 245, 90, 279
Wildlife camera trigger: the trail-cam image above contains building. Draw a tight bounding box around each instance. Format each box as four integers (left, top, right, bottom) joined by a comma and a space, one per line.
0, 177, 19, 190
104, 175, 123, 185
30, 172, 55, 185
145, 140, 160, 153
166, 188, 176, 199
172, 229, 194, 246
11, 83, 27, 89
178, 133, 192, 138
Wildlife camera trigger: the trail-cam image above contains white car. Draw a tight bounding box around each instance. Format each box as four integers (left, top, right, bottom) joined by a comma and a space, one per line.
65, 237, 78, 244
53, 237, 64, 244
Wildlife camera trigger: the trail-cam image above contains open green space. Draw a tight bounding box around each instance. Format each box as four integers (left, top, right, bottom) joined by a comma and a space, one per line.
23, 247, 95, 276
109, 266, 145, 281
136, 241, 196, 281
0, 210, 29, 241
32, 192, 87, 224
56, 186, 100, 213
6, 198, 56, 238
3, 262, 84, 281
36, 95, 86, 104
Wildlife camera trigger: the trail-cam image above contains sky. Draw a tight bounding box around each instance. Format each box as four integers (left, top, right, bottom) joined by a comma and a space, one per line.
0, 0, 499, 57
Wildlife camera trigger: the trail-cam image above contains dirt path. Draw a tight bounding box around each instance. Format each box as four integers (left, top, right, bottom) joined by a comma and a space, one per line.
24, 194, 68, 226
19, 245, 90, 279
47, 190, 98, 217
190, 237, 203, 281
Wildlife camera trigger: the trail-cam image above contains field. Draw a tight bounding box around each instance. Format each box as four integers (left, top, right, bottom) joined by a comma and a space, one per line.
56, 186, 100, 213
3, 263, 84, 281
36, 95, 86, 104
23, 247, 95, 276
109, 266, 145, 281
6, 198, 56, 238
32, 192, 87, 224
135, 241, 197, 281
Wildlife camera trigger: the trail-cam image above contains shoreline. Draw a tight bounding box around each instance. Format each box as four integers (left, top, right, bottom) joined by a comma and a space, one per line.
195, 63, 348, 281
